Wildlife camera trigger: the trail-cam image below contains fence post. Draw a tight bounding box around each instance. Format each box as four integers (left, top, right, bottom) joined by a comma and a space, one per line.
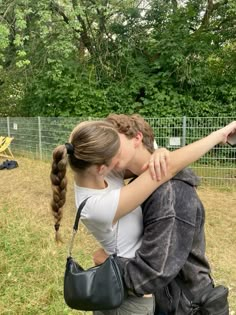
7, 117, 10, 136
38, 116, 42, 160
182, 116, 186, 146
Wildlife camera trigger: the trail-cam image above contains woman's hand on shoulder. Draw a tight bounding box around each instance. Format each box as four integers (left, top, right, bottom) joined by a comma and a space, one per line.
141, 147, 170, 180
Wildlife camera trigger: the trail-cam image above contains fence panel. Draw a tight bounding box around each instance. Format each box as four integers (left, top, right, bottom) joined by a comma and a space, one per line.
7, 117, 40, 159
0, 116, 235, 188
0, 117, 8, 136
147, 117, 236, 188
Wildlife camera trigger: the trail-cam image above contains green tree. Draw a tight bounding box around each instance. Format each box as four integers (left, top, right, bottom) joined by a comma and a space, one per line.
0, 0, 235, 117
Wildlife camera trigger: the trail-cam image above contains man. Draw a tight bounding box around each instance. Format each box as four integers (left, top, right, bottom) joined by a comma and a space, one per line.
94, 114, 229, 314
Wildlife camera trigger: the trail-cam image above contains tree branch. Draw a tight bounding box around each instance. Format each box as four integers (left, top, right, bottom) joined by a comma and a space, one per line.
50, 1, 95, 56
200, 0, 228, 29
50, 1, 70, 24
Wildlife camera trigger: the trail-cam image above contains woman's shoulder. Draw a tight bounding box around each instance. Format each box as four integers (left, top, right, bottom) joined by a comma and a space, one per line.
81, 192, 120, 226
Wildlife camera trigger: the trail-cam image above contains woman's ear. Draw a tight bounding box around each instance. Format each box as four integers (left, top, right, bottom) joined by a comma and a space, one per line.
97, 164, 107, 176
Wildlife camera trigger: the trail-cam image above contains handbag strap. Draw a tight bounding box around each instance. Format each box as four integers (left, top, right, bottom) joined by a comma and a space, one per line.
68, 196, 119, 256
68, 197, 90, 257
114, 220, 119, 254
73, 197, 90, 231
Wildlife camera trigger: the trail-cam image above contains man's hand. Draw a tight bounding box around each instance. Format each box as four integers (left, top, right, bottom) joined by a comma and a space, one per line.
93, 248, 109, 265
219, 121, 236, 144
141, 148, 170, 180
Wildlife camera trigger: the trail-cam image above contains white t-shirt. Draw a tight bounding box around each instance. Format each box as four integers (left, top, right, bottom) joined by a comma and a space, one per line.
74, 170, 143, 258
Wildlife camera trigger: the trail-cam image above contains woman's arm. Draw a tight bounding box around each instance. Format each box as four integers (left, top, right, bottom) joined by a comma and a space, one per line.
113, 121, 236, 223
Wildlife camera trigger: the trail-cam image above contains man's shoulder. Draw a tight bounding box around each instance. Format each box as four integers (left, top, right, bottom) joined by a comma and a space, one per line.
151, 180, 173, 196
146, 172, 198, 203
142, 176, 200, 224
142, 180, 174, 220
147, 177, 184, 200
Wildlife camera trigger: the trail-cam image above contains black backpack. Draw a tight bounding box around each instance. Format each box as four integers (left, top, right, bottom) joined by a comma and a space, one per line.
0, 160, 19, 170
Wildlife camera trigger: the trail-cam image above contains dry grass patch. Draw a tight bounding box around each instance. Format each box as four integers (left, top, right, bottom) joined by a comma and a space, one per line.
0, 157, 235, 314
0, 157, 97, 315
198, 187, 236, 312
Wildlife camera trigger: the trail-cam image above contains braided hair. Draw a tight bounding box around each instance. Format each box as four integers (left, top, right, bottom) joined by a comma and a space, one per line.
50, 120, 120, 242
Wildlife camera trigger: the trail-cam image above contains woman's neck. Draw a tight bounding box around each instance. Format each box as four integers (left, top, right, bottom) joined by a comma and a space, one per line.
74, 172, 107, 190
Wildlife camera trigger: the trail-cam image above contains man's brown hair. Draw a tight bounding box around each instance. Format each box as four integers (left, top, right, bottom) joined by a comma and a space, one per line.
106, 114, 155, 153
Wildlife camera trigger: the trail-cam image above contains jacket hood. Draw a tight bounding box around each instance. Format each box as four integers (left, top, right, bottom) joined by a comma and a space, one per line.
173, 168, 200, 187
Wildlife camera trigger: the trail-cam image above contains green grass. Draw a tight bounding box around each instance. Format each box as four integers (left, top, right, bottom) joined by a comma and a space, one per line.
0, 157, 235, 314
0, 203, 91, 315
0, 157, 96, 315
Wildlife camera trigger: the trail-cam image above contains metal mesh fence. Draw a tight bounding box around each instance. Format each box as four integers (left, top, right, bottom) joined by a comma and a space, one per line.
148, 117, 236, 188
0, 116, 235, 188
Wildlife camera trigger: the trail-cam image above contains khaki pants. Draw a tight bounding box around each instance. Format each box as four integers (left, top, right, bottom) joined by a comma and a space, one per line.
93, 295, 155, 315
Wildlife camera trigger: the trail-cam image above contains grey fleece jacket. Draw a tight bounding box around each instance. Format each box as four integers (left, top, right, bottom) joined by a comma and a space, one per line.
115, 168, 212, 314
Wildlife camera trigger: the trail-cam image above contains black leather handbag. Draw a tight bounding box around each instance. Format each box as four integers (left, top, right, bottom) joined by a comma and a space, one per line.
64, 198, 126, 311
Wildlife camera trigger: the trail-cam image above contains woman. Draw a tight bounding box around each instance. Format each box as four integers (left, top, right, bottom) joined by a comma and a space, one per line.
50, 119, 236, 314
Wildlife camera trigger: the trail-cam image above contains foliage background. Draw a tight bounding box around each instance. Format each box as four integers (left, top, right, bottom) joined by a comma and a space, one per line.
0, 0, 236, 117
